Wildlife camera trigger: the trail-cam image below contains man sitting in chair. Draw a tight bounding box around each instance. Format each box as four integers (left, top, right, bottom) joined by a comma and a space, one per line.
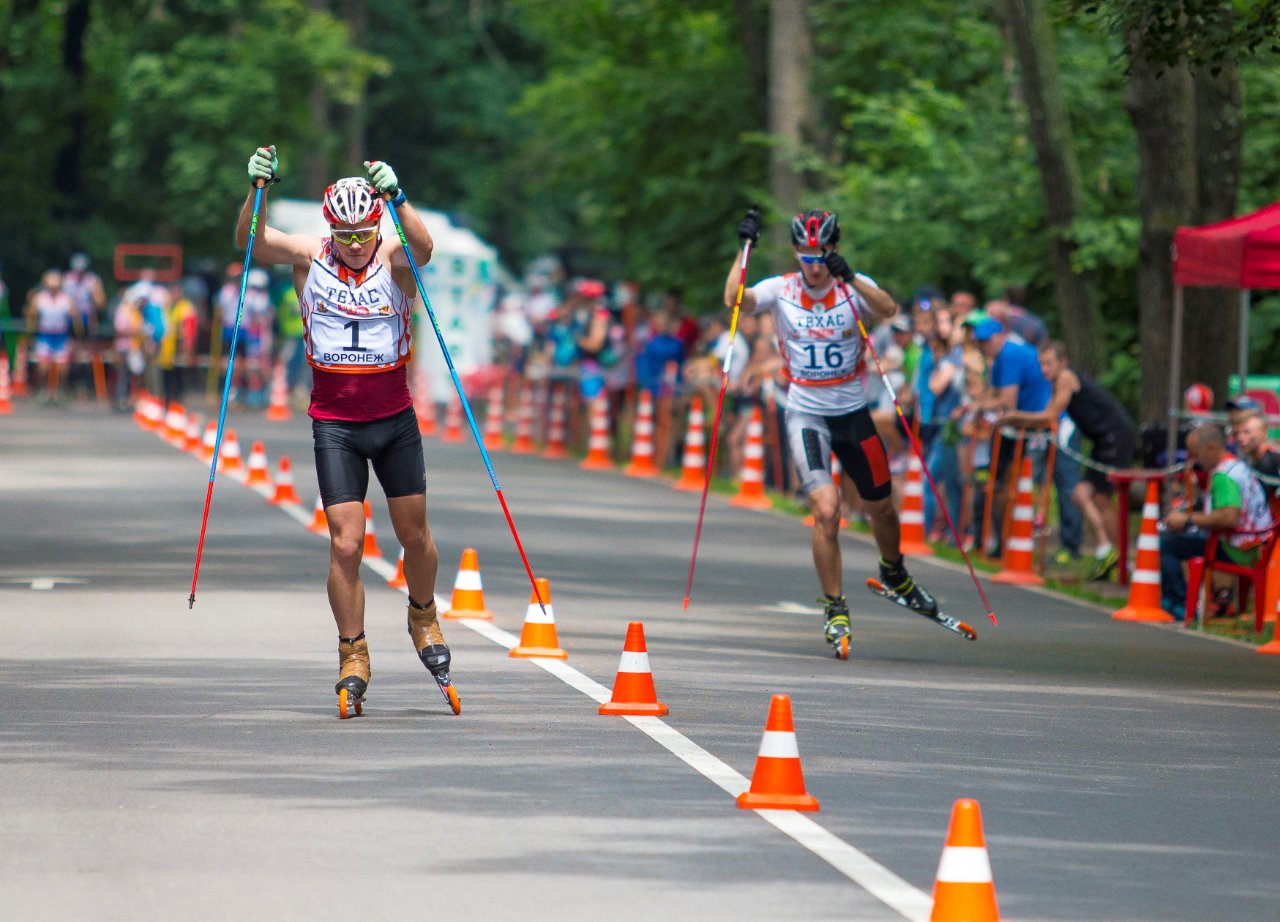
1159, 423, 1273, 622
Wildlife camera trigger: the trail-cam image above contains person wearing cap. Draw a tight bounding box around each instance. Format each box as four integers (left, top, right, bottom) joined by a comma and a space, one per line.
999, 341, 1136, 580
727, 205, 939, 654
1226, 395, 1263, 430
971, 317, 1051, 554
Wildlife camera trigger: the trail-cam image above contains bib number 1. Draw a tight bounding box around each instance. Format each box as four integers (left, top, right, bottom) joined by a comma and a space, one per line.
342, 320, 367, 353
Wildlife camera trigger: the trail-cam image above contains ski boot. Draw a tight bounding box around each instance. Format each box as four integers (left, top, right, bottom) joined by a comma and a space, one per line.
408, 596, 461, 715
336, 632, 370, 719
821, 593, 852, 660
879, 557, 937, 616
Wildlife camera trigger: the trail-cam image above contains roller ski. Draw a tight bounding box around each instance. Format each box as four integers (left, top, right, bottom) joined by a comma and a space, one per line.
408, 597, 461, 715
866, 560, 977, 641
821, 594, 852, 660
336, 633, 370, 719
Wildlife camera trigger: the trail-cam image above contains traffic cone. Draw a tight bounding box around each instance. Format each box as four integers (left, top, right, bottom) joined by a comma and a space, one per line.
183, 414, 203, 454
264, 362, 290, 421
142, 394, 165, 432
362, 500, 382, 557
735, 694, 819, 811
161, 402, 186, 446
624, 388, 659, 477
541, 385, 570, 460
218, 429, 244, 474
11, 340, 28, 397
483, 384, 505, 450
730, 405, 772, 509
900, 452, 934, 556
133, 391, 149, 428
509, 577, 568, 659
805, 453, 848, 527
580, 394, 614, 470
244, 440, 272, 487
599, 622, 669, 716
991, 459, 1043, 585
199, 420, 218, 463
307, 496, 329, 534
441, 548, 493, 620
442, 397, 464, 443
674, 396, 707, 491
511, 381, 536, 454
930, 799, 1000, 922
269, 456, 302, 505
1113, 480, 1174, 622
0, 354, 15, 414
388, 548, 408, 589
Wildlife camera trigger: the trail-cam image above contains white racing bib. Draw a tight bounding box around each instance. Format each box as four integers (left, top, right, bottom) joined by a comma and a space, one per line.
300, 243, 413, 374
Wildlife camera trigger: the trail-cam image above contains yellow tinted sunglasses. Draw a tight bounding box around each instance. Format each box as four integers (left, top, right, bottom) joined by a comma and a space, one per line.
332, 226, 379, 245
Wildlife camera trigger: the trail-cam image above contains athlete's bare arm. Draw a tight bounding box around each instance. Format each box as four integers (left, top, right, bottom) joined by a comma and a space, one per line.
847, 275, 896, 321
1002, 369, 1077, 428
382, 200, 433, 297
234, 190, 320, 270
724, 254, 757, 312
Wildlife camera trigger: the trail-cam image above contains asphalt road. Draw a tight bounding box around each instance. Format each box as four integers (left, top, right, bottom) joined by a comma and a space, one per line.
2, 403, 1278, 921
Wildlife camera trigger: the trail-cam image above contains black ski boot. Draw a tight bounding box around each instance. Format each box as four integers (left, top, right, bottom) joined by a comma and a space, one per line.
820, 593, 852, 659
879, 557, 938, 616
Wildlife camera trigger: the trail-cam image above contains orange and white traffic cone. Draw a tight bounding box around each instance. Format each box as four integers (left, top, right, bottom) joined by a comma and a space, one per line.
483, 384, 505, 450
264, 362, 290, 421
1113, 480, 1174, 622
218, 429, 244, 474
674, 396, 707, 491
269, 456, 302, 505
162, 402, 186, 447
142, 394, 165, 432
199, 420, 218, 463
509, 577, 568, 659
441, 548, 493, 620
991, 459, 1043, 585
442, 397, 464, 443
930, 799, 1000, 922
388, 548, 408, 589
362, 500, 382, 557
806, 453, 848, 527
183, 414, 204, 454
541, 386, 570, 460
599, 622, 669, 716
244, 440, 272, 488
307, 496, 329, 534
11, 341, 28, 397
133, 392, 150, 428
736, 694, 819, 811
900, 452, 934, 556
730, 405, 772, 509
580, 394, 614, 470
0, 354, 14, 414
624, 389, 659, 477
511, 381, 536, 454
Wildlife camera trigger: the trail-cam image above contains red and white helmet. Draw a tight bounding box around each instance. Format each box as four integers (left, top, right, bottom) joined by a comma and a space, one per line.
322, 177, 384, 226
1183, 383, 1214, 413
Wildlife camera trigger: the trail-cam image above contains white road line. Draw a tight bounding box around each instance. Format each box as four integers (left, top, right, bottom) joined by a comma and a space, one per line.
189, 437, 937, 920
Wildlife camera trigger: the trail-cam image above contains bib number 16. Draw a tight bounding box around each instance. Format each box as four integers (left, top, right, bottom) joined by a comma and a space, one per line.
802, 342, 843, 369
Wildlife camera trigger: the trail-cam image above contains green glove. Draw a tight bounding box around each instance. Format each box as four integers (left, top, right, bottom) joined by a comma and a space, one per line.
247, 146, 279, 186
363, 160, 400, 196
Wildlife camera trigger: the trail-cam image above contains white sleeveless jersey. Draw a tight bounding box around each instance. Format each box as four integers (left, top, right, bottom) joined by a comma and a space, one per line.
751, 272, 875, 415
299, 242, 413, 374
34, 290, 75, 335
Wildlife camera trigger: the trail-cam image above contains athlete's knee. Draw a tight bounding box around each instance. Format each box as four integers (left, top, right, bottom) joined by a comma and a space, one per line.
330, 532, 364, 568
864, 495, 896, 522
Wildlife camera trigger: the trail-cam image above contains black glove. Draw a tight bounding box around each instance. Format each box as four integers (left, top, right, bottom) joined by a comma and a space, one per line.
736, 204, 762, 245
823, 251, 854, 284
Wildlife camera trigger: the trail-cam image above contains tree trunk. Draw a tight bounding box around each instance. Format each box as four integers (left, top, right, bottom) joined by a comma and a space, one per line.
340, 0, 366, 165
1002, 0, 1104, 375
1182, 61, 1244, 399
735, 0, 768, 126
767, 0, 812, 263
304, 0, 331, 198
1124, 47, 1195, 427
53, 0, 91, 211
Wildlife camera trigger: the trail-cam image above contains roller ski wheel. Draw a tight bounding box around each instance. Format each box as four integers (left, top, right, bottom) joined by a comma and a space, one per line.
437, 676, 462, 716
337, 684, 364, 719
835, 633, 850, 660
865, 578, 977, 641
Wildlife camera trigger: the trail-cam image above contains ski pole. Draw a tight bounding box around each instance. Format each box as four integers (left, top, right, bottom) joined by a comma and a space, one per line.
189, 180, 263, 608
384, 197, 546, 614
682, 238, 753, 610
832, 273, 998, 625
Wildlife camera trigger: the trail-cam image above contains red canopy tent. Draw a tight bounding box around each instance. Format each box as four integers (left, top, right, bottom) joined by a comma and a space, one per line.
1166, 203, 1280, 459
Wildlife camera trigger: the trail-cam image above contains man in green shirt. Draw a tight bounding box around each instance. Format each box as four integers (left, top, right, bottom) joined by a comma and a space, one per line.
1159, 424, 1273, 621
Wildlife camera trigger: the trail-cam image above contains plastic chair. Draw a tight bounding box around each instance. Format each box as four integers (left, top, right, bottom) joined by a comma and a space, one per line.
1186, 522, 1280, 633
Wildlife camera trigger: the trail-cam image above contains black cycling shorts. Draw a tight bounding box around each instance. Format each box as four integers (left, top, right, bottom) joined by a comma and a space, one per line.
312, 407, 426, 507
787, 406, 893, 502
1084, 430, 1135, 494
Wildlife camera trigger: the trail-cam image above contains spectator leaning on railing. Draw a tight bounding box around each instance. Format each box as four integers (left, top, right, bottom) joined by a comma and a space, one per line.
1159, 423, 1273, 622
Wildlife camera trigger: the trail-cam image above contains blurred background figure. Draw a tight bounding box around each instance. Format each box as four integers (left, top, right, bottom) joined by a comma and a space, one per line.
26, 270, 81, 404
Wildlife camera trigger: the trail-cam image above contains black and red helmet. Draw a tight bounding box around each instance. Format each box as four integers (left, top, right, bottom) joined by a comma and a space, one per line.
790, 210, 840, 248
